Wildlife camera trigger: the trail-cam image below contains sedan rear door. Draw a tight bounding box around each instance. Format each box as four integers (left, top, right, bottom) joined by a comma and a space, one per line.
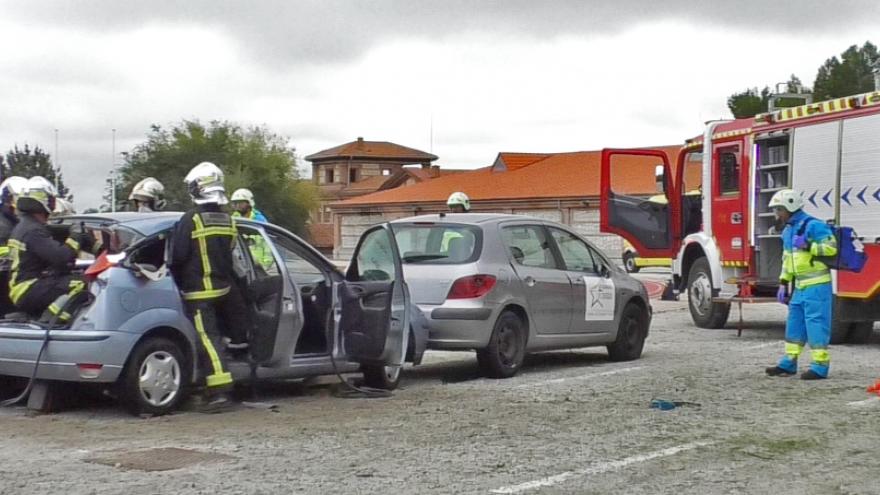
338, 225, 410, 367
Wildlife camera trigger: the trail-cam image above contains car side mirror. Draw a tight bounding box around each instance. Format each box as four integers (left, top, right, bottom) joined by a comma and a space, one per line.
599, 265, 611, 278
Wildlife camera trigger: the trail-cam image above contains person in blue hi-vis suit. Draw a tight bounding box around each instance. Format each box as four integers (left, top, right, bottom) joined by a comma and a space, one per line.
765, 189, 838, 380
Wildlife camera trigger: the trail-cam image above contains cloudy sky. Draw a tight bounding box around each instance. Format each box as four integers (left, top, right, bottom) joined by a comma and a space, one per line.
1, 0, 878, 209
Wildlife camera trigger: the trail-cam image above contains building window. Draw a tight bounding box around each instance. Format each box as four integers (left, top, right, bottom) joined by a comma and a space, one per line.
382, 169, 391, 176
325, 167, 335, 184
349, 167, 359, 183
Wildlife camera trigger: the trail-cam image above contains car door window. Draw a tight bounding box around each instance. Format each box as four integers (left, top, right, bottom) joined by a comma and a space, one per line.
350, 228, 397, 282
501, 225, 558, 269
266, 231, 326, 286
548, 228, 598, 274
237, 225, 280, 280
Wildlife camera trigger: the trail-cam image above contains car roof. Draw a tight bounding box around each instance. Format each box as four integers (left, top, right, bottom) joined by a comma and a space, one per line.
390, 213, 540, 226
52, 211, 201, 237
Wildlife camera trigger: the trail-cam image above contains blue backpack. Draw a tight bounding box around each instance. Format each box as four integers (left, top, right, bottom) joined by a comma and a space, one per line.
797, 218, 868, 273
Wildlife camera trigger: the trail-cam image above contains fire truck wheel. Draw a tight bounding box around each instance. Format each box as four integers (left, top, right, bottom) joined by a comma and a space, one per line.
687, 257, 730, 329
623, 253, 640, 273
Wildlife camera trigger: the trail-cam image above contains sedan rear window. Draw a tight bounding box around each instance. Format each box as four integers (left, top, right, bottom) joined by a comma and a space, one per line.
392, 224, 482, 264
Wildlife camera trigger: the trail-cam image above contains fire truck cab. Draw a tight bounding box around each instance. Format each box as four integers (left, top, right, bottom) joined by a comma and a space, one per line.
601, 90, 880, 344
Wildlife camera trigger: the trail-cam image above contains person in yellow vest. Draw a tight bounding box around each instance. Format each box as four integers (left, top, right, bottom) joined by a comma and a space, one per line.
765, 189, 837, 380
230, 188, 273, 270
0, 176, 28, 316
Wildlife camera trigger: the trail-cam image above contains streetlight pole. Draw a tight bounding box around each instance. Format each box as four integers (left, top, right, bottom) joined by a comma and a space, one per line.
111, 129, 116, 212
54, 129, 59, 190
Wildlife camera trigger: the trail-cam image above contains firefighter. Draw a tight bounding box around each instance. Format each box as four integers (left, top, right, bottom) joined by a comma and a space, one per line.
446, 191, 471, 213
171, 162, 250, 410
230, 188, 267, 222
765, 189, 837, 380
9, 177, 95, 324
230, 188, 273, 270
0, 176, 28, 317
128, 177, 166, 213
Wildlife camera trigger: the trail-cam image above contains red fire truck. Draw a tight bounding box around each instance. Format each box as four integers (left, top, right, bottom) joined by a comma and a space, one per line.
600, 90, 880, 344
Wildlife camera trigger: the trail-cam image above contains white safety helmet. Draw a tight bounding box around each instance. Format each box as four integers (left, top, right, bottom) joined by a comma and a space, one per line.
17, 176, 58, 215
0, 176, 28, 205
129, 177, 166, 209
52, 197, 75, 216
768, 189, 803, 213
446, 191, 471, 211
183, 162, 227, 205
230, 188, 255, 207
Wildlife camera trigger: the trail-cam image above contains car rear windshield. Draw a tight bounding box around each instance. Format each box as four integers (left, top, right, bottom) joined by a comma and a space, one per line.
392, 223, 482, 264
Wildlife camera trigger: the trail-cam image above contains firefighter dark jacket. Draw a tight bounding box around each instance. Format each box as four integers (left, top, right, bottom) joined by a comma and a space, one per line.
170, 204, 239, 301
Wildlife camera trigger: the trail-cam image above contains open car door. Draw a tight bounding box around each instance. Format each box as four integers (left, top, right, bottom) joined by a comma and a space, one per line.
338, 224, 410, 367
600, 148, 680, 258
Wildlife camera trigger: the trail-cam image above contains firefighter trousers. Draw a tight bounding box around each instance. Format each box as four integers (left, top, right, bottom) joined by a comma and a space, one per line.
14, 275, 85, 323
777, 282, 832, 377
184, 291, 251, 393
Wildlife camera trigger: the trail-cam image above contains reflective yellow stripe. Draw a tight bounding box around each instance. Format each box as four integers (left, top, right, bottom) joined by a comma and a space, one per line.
193, 309, 232, 388
65, 237, 80, 251
48, 304, 72, 322
810, 236, 838, 257
182, 287, 231, 301
193, 214, 213, 292
784, 342, 804, 358
0, 245, 9, 257
191, 227, 237, 239
811, 348, 830, 365
9, 278, 37, 304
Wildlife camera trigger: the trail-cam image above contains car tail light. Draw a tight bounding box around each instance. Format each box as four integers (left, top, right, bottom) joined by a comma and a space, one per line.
447, 274, 497, 299
77, 363, 103, 379
84, 252, 113, 281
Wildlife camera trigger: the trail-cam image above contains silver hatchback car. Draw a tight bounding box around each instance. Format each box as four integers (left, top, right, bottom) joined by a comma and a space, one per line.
392, 213, 652, 378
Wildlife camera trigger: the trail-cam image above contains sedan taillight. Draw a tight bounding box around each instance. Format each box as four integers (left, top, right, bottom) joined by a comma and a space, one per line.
447, 275, 497, 299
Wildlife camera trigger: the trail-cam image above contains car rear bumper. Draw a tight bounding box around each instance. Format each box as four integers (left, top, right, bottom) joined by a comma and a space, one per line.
418, 303, 497, 349
0, 326, 135, 383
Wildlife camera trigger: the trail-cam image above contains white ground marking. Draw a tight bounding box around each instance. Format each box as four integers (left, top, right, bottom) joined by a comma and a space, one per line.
742, 341, 781, 350
490, 441, 712, 494
514, 366, 644, 389
847, 396, 880, 407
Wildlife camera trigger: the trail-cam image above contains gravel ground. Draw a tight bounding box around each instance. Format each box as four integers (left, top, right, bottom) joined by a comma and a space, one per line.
1, 300, 879, 495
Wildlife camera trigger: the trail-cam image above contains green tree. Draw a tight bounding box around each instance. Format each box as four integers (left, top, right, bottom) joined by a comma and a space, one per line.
0, 144, 71, 199
727, 86, 771, 118
813, 42, 879, 100
118, 120, 318, 236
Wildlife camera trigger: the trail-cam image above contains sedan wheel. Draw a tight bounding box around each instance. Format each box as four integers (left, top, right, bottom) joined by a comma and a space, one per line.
607, 303, 647, 361
477, 311, 526, 378
121, 337, 190, 416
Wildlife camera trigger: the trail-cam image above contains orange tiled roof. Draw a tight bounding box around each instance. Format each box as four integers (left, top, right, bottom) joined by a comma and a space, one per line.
308, 223, 335, 248
306, 138, 438, 162
493, 153, 552, 171
331, 146, 687, 207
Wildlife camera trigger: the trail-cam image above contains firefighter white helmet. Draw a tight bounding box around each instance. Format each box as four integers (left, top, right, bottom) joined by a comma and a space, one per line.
52, 197, 75, 216
230, 188, 255, 207
446, 191, 471, 211
129, 177, 166, 210
183, 162, 227, 205
17, 176, 58, 215
768, 189, 803, 213
0, 176, 28, 205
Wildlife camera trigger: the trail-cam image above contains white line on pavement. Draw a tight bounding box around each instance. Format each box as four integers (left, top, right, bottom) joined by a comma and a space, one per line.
515, 366, 644, 389
490, 441, 712, 494
847, 396, 880, 407
743, 342, 780, 350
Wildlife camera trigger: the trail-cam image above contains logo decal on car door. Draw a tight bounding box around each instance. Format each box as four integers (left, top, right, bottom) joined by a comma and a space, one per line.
584, 276, 615, 321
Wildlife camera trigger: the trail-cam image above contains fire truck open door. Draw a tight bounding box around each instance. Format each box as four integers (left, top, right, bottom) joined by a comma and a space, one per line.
600, 149, 680, 258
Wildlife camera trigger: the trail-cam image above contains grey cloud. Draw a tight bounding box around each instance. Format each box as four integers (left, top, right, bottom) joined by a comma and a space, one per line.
7, 1, 880, 66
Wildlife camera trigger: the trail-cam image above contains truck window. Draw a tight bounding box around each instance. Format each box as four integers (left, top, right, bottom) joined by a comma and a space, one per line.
718, 149, 740, 194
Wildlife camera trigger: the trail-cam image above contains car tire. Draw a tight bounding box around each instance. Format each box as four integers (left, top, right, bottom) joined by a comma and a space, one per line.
477, 311, 526, 379
687, 257, 730, 329
607, 303, 648, 361
623, 252, 640, 273
362, 364, 402, 390
120, 337, 190, 417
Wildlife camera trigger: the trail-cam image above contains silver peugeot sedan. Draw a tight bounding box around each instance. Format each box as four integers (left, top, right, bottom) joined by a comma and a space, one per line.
391, 213, 652, 378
